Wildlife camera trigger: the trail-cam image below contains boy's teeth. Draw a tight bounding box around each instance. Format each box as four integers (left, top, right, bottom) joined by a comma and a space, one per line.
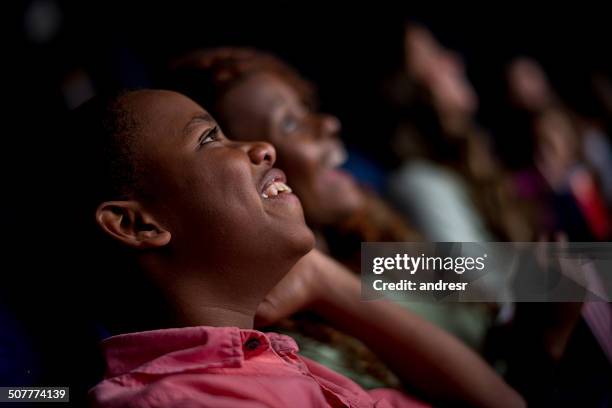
262, 181, 292, 198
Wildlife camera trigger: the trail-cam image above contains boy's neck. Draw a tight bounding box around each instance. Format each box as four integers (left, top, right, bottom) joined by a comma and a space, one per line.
140, 254, 296, 331
166, 276, 259, 329
174, 299, 256, 329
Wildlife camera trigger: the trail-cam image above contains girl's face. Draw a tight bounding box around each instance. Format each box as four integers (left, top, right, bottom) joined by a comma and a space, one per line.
216, 72, 364, 227
126, 90, 314, 277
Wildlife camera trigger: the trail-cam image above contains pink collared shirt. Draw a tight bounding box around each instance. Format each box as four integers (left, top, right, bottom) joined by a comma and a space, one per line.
90, 326, 429, 408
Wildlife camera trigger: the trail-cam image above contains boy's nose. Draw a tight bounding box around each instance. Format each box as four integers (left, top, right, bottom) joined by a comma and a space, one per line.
244, 141, 276, 166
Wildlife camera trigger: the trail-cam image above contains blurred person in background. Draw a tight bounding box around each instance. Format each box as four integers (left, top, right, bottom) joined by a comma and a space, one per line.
385, 23, 537, 244
381, 23, 541, 352
505, 56, 611, 240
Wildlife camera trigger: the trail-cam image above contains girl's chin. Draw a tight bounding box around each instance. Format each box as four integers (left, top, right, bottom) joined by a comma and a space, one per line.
310, 197, 364, 226
322, 168, 356, 185
319, 182, 364, 214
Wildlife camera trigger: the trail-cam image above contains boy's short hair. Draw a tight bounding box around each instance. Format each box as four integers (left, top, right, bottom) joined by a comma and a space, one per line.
67, 90, 144, 210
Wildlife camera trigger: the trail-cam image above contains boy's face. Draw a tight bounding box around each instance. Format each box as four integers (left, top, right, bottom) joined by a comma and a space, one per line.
123, 90, 314, 274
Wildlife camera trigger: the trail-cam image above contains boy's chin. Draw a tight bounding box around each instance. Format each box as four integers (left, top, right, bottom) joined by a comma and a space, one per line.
290, 226, 316, 257
262, 223, 315, 264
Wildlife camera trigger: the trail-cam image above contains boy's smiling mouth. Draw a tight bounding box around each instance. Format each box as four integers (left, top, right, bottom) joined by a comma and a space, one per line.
259, 168, 294, 199
262, 180, 292, 198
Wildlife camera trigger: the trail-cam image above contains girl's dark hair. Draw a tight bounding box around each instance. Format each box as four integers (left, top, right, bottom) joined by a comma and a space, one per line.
162, 47, 316, 125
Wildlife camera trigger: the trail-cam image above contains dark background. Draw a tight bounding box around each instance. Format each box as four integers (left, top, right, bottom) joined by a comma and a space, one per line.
7, 3, 612, 199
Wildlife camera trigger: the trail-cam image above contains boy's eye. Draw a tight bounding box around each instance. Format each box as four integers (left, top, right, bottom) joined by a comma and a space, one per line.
198, 126, 220, 148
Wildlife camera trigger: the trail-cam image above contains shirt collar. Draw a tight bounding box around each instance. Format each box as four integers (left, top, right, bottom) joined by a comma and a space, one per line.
101, 326, 298, 378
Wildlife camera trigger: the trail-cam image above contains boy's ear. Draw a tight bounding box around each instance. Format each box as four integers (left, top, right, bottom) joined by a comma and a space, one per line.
95, 201, 171, 249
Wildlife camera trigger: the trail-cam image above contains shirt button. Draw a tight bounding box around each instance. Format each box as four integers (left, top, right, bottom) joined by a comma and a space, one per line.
245, 338, 261, 351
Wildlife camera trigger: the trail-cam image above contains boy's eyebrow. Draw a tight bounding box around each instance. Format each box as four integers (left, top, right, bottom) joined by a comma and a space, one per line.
183, 112, 215, 136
